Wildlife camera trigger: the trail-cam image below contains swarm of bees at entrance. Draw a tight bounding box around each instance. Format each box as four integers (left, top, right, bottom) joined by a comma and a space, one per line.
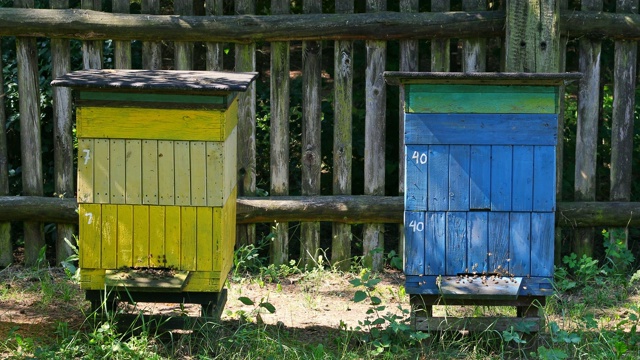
418, 256, 531, 289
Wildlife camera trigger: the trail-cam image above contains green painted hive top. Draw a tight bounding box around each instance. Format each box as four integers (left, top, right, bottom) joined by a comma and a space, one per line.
383, 72, 581, 86
52, 69, 258, 93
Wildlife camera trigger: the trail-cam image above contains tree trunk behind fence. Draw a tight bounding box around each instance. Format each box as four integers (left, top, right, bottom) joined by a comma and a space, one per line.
363, 0, 387, 271
300, 0, 322, 268
269, 0, 290, 266
331, 0, 354, 271
574, 0, 602, 258
431, 1, 450, 72
205, 0, 224, 71
0, 39, 10, 267
51, 0, 76, 265
15, 0, 44, 266
609, 0, 638, 248
398, 0, 419, 268
235, 0, 257, 247
142, 0, 162, 70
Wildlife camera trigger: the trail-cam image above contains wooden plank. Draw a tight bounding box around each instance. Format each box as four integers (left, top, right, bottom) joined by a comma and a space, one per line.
269, 0, 290, 267
404, 211, 425, 275
51, 0, 75, 264
405, 114, 558, 146
181, 207, 197, 271
113, 0, 131, 69
196, 207, 213, 271
157, 141, 175, 206
222, 128, 237, 205
125, 140, 142, 204
76, 107, 230, 142
77, 91, 227, 106
574, 0, 602, 257
190, 142, 207, 207
405, 145, 428, 211
428, 145, 449, 211
212, 206, 222, 271
133, 205, 150, 267
449, 145, 470, 211
533, 146, 556, 211
491, 146, 512, 211
512, 145, 534, 211
425, 212, 446, 275
414, 316, 540, 333
467, 211, 488, 274
77, 139, 95, 203
406, 85, 559, 114
94, 139, 110, 203
446, 212, 467, 274
531, 212, 554, 277
148, 206, 165, 267
206, 140, 224, 204
15, 0, 44, 266
234, 0, 256, 247
461, 0, 487, 72
110, 139, 126, 204
331, 0, 354, 271
141, 0, 161, 70
142, 140, 159, 205
174, 0, 194, 70
205, 0, 224, 71
0, 37, 9, 267
300, 0, 322, 269
80, 0, 102, 69
116, 205, 134, 268
165, 206, 181, 267
509, 212, 531, 276
101, 204, 118, 269
430, 0, 450, 72
488, 212, 510, 274
174, 141, 191, 206
79, 204, 101, 269
469, 145, 491, 210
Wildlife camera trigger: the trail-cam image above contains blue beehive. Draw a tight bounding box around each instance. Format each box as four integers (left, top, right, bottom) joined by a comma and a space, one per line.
385, 72, 579, 301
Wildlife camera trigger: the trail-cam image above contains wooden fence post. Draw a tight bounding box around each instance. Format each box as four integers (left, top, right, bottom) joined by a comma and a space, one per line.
431, 1, 450, 72
398, 0, 419, 268
300, 0, 322, 268
51, 0, 76, 265
609, 0, 638, 248
15, 0, 44, 266
113, 0, 131, 69
574, 0, 602, 257
174, 0, 194, 70
141, 0, 162, 70
462, 0, 487, 72
269, 0, 290, 266
332, 0, 354, 271
363, 0, 387, 271
556, 0, 569, 266
206, 0, 224, 71
81, 0, 102, 69
235, 0, 257, 247
0, 39, 11, 267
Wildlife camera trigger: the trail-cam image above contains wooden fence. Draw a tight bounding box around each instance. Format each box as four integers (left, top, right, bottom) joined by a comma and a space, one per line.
0, 0, 639, 270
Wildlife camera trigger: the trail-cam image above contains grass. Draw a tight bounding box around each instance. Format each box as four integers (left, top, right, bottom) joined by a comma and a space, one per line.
1, 237, 640, 359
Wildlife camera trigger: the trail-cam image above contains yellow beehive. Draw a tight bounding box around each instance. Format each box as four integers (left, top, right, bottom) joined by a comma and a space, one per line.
52, 70, 257, 294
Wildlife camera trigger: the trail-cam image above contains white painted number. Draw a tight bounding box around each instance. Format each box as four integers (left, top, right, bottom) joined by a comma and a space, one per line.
82, 149, 91, 165
412, 151, 427, 165
85, 212, 93, 224
409, 220, 424, 232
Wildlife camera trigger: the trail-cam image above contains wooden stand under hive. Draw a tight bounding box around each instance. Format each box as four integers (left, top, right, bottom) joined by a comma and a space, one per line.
384, 72, 580, 331
52, 70, 257, 316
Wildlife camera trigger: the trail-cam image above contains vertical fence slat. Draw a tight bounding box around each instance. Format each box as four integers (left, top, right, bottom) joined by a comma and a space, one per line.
0, 39, 11, 267
205, 0, 224, 71
556, 0, 569, 266
398, 0, 419, 266
141, 0, 162, 70
15, 0, 44, 266
81, 0, 102, 69
174, 0, 194, 70
51, 0, 76, 264
300, 0, 322, 268
462, 0, 487, 72
332, 0, 354, 270
113, 0, 131, 69
574, 0, 602, 257
235, 0, 257, 247
430, 1, 449, 71
610, 0, 638, 247
363, 0, 387, 271
269, 0, 290, 265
